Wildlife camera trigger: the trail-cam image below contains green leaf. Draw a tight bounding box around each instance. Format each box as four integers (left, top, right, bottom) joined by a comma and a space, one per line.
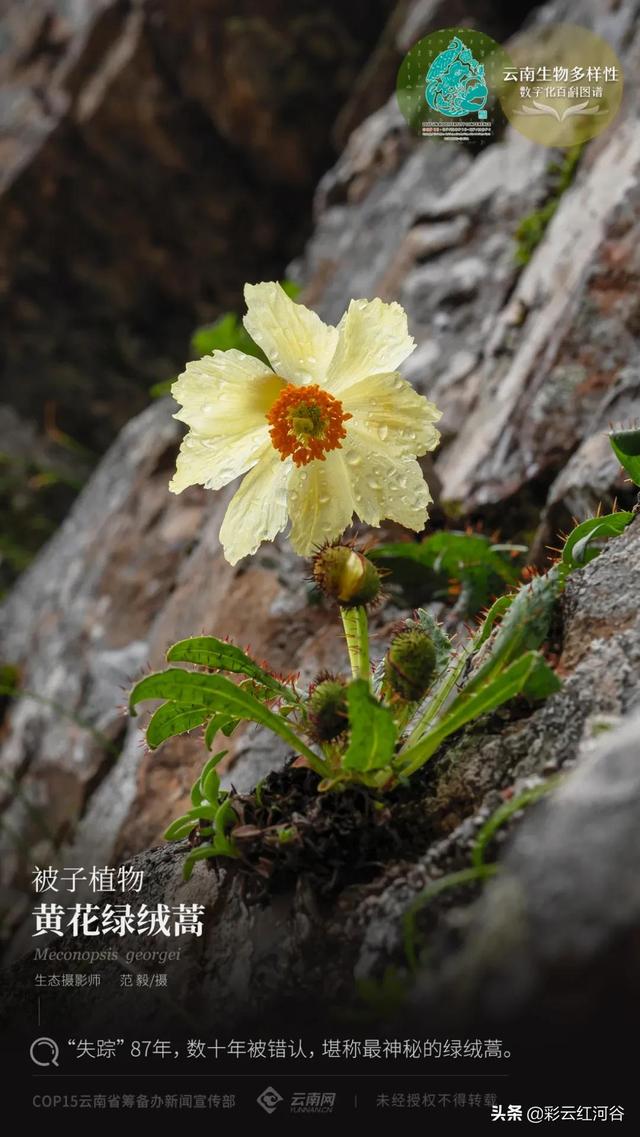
198, 749, 227, 785
370, 531, 524, 613
166, 636, 290, 696
403, 864, 499, 972
461, 568, 562, 699
471, 777, 561, 870
412, 609, 452, 673
444, 650, 559, 733
130, 668, 325, 773
145, 702, 210, 749
190, 313, 267, 363
204, 713, 236, 749
610, 429, 640, 486
214, 797, 237, 837
342, 679, 397, 772
149, 378, 174, 399
473, 594, 514, 649
561, 512, 633, 572
398, 652, 560, 777
164, 817, 200, 841
280, 279, 301, 299
164, 804, 217, 841
189, 283, 298, 363
182, 843, 224, 881
201, 766, 221, 804
190, 749, 227, 808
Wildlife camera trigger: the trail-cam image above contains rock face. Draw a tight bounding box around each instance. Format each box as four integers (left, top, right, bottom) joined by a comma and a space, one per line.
418, 704, 640, 1030
4, 517, 640, 1031
0, 0, 395, 447
1, 0, 640, 1030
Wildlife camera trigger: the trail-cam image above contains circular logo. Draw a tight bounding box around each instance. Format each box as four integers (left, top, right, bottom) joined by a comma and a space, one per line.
500, 23, 623, 147
396, 27, 512, 144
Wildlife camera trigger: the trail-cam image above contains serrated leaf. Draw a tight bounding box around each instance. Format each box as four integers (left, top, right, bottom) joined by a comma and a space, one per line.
610, 429, 640, 486
342, 679, 397, 772
166, 636, 290, 696
145, 702, 210, 749
130, 668, 324, 772
561, 512, 632, 571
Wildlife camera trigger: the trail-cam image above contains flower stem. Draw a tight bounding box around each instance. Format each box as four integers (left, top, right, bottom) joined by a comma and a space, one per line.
340, 606, 370, 682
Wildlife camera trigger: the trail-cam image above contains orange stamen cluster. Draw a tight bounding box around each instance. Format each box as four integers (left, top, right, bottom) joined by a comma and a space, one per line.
267, 383, 351, 467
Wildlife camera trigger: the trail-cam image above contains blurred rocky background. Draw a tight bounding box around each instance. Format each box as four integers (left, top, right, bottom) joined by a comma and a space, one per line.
2, 0, 640, 1035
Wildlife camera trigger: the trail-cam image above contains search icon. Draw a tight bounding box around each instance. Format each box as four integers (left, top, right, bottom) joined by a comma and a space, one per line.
30, 1037, 60, 1067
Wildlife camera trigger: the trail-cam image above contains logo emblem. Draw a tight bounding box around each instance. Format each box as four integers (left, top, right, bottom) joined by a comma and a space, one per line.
257, 1086, 283, 1114
425, 35, 488, 119
396, 27, 510, 144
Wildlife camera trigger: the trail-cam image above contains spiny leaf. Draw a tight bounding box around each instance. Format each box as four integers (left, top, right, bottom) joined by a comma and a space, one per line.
561, 511, 633, 572
439, 650, 559, 736
398, 651, 560, 777
610, 429, 640, 487
145, 702, 210, 750
166, 636, 290, 696
130, 668, 324, 772
342, 679, 398, 772
412, 608, 452, 673
461, 568, 562, 698
473, 594, 514, 650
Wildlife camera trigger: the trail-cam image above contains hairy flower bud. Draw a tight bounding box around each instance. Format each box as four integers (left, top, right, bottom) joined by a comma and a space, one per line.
308, 676, 348, 742
312, 545, 381, 608
383, 628, 436, 703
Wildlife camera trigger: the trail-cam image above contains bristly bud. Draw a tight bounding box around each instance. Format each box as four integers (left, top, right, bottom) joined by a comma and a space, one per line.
383, 628, 436, 703
312, 544, 381, 608
308, 675, 348, 741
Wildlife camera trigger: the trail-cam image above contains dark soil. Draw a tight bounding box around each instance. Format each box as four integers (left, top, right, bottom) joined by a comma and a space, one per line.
197, 757, 444, 900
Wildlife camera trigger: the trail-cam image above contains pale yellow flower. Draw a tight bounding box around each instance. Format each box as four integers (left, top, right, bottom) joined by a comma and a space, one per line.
169, 282, 441, 564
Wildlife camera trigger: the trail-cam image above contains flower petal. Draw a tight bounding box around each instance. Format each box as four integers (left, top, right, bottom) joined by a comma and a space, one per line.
342, 427, 432, 532
342, 371, 441, 457
171, 349, 283, 434
243, 282, 338, 386
287, 451, 355, 555
219, 447, 291, 564
168, 425, 270, 494
325, 298, 416, 395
